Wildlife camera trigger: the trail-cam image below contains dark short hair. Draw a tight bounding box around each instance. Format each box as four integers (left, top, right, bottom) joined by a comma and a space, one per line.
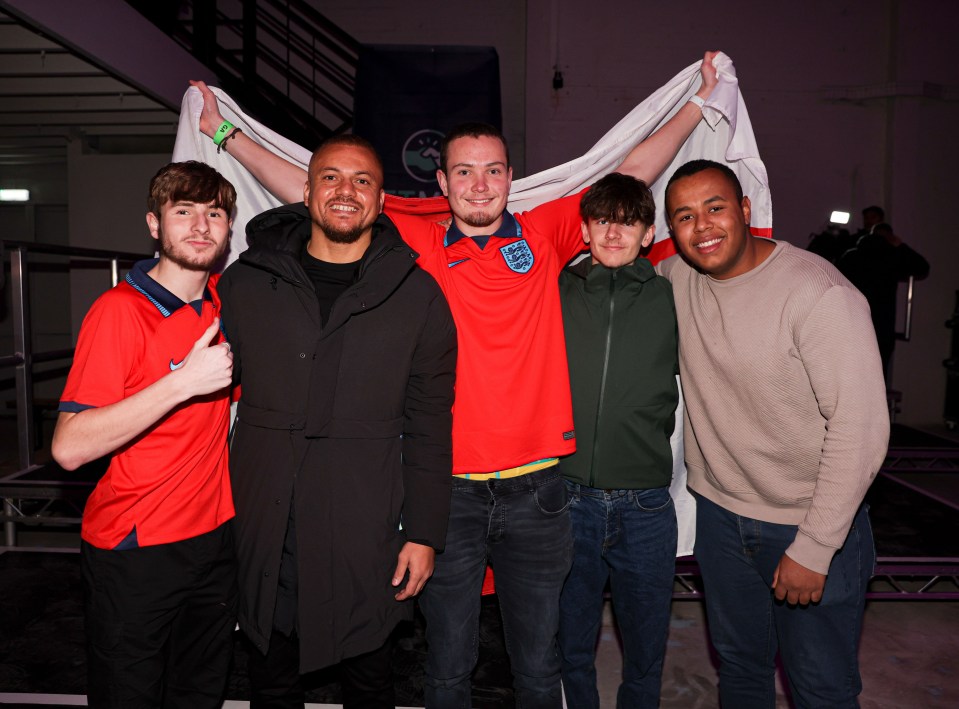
308, 134, 384, 181
147, 161, 236, 217
664, 159, 744, 213
439, 122, 510, 174
863, 205, 885, 221
580, 172, 655, 226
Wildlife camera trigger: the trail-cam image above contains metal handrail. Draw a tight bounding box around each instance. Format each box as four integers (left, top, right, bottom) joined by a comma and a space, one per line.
2, 239, 148, 545
139, 0, 361, 139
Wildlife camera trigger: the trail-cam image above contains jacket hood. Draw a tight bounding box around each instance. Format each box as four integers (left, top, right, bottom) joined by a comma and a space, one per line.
565, 255, 658, 286
241, 203, 417, 284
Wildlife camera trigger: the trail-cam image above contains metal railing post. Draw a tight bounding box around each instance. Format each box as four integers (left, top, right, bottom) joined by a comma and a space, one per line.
1, 240, 146, 545
7, 247, 33, 545
901, 275, 915, 342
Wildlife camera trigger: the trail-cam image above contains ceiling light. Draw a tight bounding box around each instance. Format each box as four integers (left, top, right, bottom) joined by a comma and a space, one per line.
0, 189, 30, 202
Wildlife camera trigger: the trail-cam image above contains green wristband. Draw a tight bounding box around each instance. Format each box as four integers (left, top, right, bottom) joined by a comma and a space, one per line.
212, 121, 235, 146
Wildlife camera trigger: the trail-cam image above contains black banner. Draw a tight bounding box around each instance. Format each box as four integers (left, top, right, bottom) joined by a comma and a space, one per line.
353, 45, 502, 198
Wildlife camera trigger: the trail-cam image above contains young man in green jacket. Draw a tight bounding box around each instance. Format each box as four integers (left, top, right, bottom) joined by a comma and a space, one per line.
557, 173, 679, 709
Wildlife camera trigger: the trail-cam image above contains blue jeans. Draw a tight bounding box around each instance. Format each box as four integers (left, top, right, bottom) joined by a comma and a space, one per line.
558, 483, 677, 709
419, 465, 573, 709
694, 493, 875, 709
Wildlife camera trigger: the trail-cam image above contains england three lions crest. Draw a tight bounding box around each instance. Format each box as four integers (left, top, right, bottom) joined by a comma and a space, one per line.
499, 239, 534, 274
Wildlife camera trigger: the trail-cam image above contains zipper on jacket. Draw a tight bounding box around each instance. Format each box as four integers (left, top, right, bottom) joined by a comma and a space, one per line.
589, 269, 616, 487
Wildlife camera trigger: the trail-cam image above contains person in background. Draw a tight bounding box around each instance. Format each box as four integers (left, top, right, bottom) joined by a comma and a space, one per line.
837, 219, 930, 382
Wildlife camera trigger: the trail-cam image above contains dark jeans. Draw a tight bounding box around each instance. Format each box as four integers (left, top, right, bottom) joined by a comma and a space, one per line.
246, 630, 395, 709
694, 493, 875, 709
81, 522, 237, 709
558, 483, 677, 709
419, 465, 573, 708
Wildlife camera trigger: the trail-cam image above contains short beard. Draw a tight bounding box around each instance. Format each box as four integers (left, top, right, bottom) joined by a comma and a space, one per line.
459, 210, 499, 229
158, 231, 226, 272
318, 219, 366, 244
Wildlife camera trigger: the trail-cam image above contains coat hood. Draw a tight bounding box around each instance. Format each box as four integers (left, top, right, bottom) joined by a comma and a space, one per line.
565, 255, 658, 286
238, 204, 422, 326
242, 203, 418, 285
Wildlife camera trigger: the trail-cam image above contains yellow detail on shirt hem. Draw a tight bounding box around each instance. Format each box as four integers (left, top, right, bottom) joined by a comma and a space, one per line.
454, 458, 559, 481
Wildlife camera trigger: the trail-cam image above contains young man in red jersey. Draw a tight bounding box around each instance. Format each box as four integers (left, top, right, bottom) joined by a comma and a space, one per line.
53, 161, 238, 708
189, 52, 718, 706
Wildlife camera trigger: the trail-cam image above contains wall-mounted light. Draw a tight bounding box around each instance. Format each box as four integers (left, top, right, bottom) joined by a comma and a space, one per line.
0, 189, 30, 202
829, 210, 850, 225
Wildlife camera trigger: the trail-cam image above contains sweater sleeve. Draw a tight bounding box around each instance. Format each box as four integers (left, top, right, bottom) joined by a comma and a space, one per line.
785, 284, 889, 574
401, 287, 458, 550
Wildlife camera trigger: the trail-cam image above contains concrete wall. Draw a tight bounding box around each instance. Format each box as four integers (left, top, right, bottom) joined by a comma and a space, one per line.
65, 142, 167, 338
524, 0, 958, 426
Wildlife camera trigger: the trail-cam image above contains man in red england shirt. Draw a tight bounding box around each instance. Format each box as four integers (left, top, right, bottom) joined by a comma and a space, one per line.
53, 161, 237, 708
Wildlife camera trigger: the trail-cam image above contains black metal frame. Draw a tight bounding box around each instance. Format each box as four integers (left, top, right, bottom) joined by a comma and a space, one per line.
1, 239, 146, 545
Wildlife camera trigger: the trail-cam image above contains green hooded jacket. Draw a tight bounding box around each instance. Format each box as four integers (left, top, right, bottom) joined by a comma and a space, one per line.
559, 257, 678, 489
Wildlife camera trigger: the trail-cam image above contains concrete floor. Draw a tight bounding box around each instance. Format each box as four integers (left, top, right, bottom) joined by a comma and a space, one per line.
2, 536, 957, 708
4, 420, 958, 707
595, 598, 959, 708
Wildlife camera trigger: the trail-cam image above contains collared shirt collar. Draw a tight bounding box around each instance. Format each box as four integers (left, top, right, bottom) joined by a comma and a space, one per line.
444, 210, 520, 247
125, 258, 211, 317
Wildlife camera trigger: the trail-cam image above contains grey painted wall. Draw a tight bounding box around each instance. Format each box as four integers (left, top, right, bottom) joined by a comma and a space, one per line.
522, 0, 956, 427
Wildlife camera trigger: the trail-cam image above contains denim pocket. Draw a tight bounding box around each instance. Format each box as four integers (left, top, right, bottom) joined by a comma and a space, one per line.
533, 476, 573, 516
631, 486, 673, 512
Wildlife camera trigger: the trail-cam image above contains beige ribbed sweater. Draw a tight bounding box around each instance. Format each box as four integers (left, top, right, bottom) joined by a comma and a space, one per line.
659, 241, 889, 574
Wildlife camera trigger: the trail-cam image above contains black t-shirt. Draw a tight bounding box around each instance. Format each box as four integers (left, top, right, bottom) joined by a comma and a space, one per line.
302, 246, 362, 327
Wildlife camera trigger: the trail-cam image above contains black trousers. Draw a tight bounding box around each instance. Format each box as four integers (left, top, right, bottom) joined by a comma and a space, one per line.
81, 523, 237, 709
247, 629, 396, 709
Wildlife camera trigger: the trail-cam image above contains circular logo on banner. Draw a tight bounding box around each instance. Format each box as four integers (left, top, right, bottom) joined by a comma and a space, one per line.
403, 129, 444, 183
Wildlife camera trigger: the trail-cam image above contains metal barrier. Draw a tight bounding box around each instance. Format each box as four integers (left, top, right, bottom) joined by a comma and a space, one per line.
1, 239, 147, 546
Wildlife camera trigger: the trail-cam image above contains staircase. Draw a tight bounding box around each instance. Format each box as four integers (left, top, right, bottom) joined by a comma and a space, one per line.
128, 0, 360, 146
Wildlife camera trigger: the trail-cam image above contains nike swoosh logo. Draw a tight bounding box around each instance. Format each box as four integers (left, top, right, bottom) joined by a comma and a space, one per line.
169, 358, 185, 371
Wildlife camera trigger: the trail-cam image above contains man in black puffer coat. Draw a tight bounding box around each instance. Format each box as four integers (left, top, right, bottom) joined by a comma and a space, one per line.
218, 135, 457, 708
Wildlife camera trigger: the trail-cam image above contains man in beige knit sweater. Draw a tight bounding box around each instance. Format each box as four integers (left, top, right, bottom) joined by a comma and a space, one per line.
659, 160, 889, 708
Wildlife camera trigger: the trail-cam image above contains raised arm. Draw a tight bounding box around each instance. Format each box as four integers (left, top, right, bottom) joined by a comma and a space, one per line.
617, 50, 720, 185
52, 320, 233, 470
190, 80, 307, 204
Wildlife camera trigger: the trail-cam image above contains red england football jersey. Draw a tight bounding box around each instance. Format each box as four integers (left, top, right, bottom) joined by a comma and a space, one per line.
59, 262, 234, 549
386, 192, 587, 474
